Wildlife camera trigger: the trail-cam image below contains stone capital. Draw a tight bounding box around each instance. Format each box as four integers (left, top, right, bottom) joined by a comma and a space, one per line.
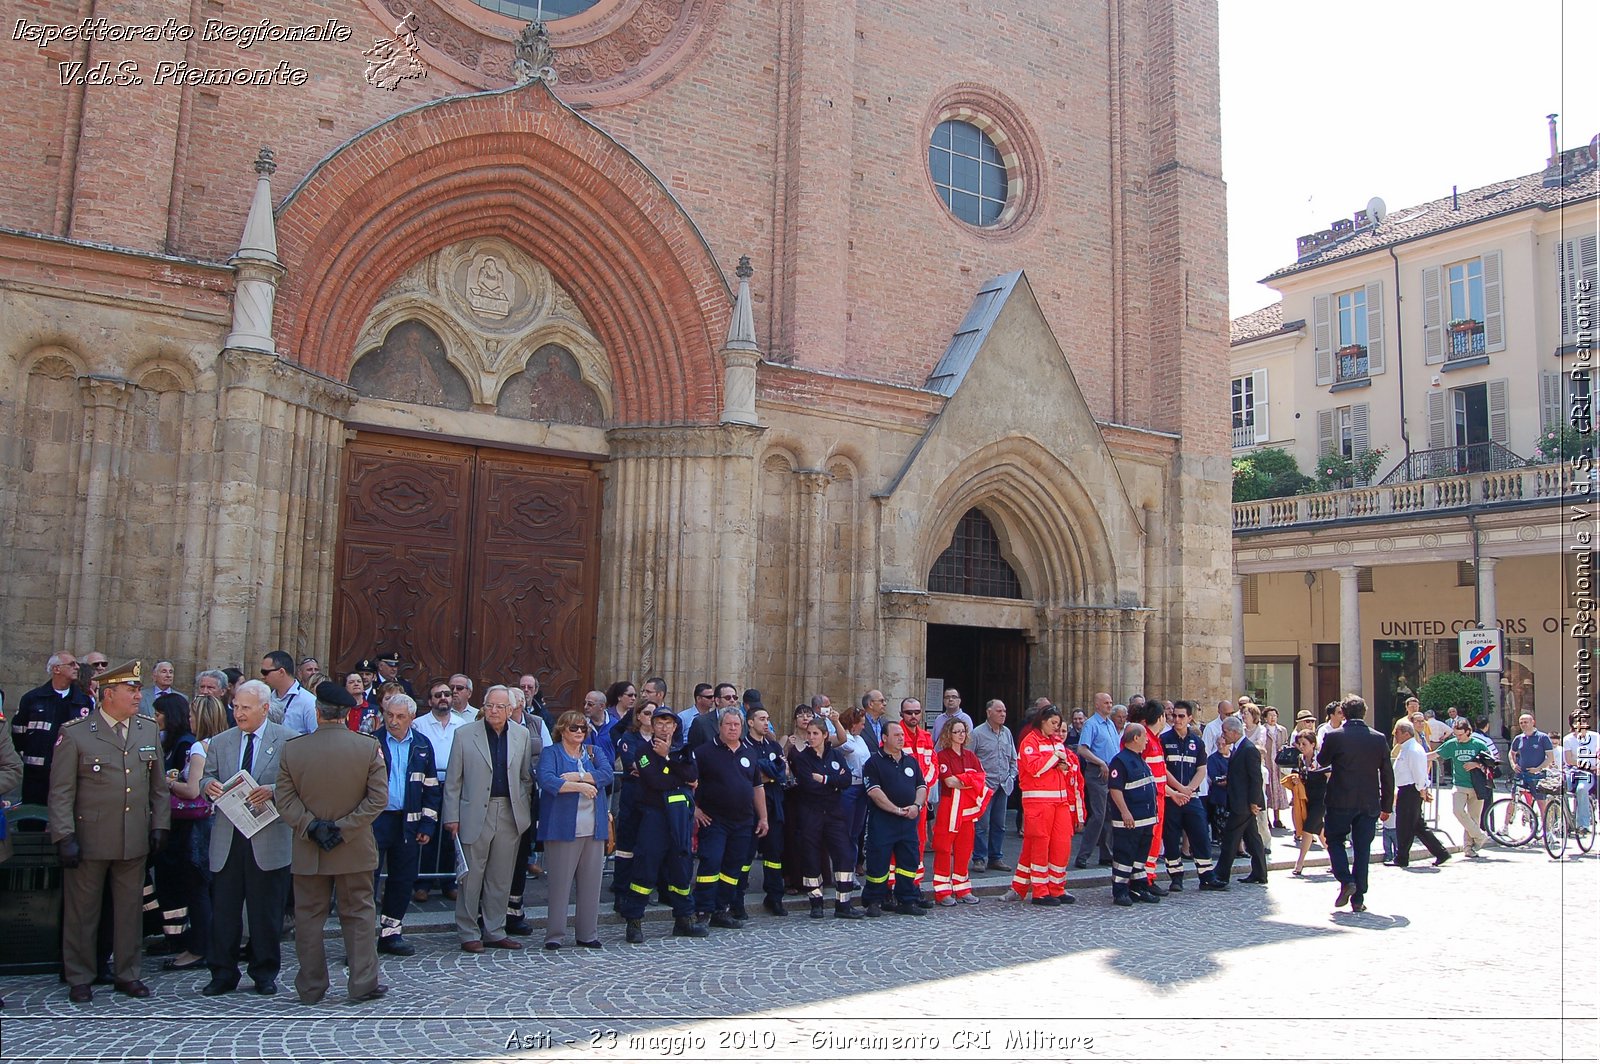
879, 588, 930, 622
77, 374, 132, 410
222, 349, 355, 419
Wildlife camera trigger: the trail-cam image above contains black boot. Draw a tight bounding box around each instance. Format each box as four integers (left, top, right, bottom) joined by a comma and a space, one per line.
1168, 875, 1185, 893
673, 916, 710, 938
730, 902, 749, 922
625, 920, 644, 944
710, 909, 745, 929
1143, 880, 1169, 897
1112, 887, 1133, 907
834, 901, 863, 920
810, 897, 825, 919
762, 897, 787, 917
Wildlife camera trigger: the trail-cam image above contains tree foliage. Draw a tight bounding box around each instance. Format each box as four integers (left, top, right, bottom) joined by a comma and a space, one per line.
1232, 447, 1309, 502
1416, 671, 1490, 723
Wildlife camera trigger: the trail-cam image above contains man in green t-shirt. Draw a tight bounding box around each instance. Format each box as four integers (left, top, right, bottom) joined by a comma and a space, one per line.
1432, 720, 1494, 857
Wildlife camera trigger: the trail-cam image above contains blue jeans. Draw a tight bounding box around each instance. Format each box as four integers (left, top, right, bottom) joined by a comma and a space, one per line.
1323, 807, 1378, 899
972, 788, 1010, 863
1573, 773, 1594, 830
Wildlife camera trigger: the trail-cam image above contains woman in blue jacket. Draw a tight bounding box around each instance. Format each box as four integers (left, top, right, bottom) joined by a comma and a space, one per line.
539, 710, 616, 949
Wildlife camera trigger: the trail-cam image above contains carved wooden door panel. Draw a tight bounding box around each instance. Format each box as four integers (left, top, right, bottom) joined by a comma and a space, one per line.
332, 435, 600, 716
333, 437, 473, 682
465, 452, 601, 716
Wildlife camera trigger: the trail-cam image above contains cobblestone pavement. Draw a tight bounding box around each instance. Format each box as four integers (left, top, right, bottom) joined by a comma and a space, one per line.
1, 845, 1592, 1063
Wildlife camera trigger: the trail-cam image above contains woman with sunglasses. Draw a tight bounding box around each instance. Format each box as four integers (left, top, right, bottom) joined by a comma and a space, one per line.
538, 710, 615, 950
609, 699, 660, 913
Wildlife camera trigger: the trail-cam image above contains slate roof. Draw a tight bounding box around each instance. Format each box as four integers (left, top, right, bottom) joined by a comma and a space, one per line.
924, 269, 1024, 397
1263, 161, 1600, 282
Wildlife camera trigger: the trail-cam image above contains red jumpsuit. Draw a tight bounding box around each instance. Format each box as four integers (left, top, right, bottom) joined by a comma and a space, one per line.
902, 723, 937, 878
1013, 730, 1086, 899
931, 747, 990, 900
1143, 722, 1168, 882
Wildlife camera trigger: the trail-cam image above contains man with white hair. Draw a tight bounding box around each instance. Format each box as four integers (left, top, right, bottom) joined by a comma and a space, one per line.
12, 650, 94, 804
195, 669, 228, 700
1212, 715, 1267, 886
1390, 719, 1449, 868
447, 674, 477, 722
139, 660, 179, 718
373, 692, 441, 956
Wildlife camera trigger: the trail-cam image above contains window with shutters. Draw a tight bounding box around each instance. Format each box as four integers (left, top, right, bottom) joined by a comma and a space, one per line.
1242, 573, 1259, 614
1542, 370, 1593, 433
1231, 370, 1268, 448
928, 508, 1025, 599
1314, 281, 1384, 388
1424, 252, 1503, 364
1357, 567, 1374, 593
1316, 402, 1371, 477
1335, 288, 1369, 382
1457, 560, 1476, 587
1559, 234, 1598, 345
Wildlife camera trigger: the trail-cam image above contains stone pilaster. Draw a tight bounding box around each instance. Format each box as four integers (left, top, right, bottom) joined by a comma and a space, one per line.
878, 589, 930, 703
207, 349, 353, 665
65, 375, 133, 649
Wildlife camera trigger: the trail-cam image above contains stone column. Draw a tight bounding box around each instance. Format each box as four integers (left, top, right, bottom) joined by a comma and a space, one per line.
1232, 573, 1247, 698
66, 376, 132, 649
1335, 565, 1362, 700
796, 469, 831, 690
1478, 555, 1502, 726
879, 590, 930, 704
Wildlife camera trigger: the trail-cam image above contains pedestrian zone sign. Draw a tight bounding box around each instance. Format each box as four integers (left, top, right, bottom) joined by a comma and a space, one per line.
1458, 628, 1503, 673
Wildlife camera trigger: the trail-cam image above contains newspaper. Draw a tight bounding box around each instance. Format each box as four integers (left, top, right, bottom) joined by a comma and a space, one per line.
214, 769, 280, 839
453, 832, 470, 884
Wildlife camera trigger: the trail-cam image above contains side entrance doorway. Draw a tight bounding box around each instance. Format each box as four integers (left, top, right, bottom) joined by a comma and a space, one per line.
331, 432, 601, 714
925, 624, 1030, 728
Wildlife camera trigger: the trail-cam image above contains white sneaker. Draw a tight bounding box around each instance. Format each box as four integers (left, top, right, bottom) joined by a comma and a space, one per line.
957, 894, 981, 905
936, 897, 957, 907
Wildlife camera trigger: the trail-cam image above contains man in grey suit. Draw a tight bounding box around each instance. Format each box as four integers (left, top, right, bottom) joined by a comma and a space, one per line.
200, 679, 293, 996
137, 660, 181, 718
444, 685, 533, 952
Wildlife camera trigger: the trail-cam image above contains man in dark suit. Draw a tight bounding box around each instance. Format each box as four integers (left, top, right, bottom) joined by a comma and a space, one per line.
1213, 716, 1267, 885
1317, 695, 1394, 912
200, 678, 294, 996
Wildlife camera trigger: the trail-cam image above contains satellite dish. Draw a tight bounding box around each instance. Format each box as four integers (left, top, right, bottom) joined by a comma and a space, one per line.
1366, 196, 1388, 224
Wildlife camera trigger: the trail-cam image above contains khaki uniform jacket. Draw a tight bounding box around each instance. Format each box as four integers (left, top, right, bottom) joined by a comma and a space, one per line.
47, 712, 170, 858
274, 719, 388, 875
0, 706, 22, 863
443, 718, 533, 845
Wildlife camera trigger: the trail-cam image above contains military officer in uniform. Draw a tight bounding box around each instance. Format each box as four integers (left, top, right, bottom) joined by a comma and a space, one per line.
275, 681, 389, 1005
0, 694, 24, 1008
48, 660, 170, 1002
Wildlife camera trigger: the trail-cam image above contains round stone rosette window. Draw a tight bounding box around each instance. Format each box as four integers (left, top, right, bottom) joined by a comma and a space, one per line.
923, 87, 1042, 236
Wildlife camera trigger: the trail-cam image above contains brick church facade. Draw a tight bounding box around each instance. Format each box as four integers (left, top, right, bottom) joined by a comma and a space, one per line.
0, 0, 1231, 715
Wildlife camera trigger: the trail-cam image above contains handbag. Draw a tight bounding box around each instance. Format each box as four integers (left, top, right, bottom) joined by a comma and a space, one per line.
1274, 745, 1300, 769
170, 793, 212, 820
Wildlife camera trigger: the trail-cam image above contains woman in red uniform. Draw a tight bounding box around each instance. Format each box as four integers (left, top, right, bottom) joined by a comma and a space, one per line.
1012, 706, 1086, 905
931, 720, 989, 905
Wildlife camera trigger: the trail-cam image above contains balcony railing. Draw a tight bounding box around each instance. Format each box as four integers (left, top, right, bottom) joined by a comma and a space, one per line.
1233, 424, 1257, 449
1233, 461, 1569, 532
1377, 441, 1527, 484
1335, 345, 1369, 383
1447, 321, 1487, 360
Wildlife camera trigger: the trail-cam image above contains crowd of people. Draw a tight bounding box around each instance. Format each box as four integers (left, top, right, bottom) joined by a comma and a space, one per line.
2, 647, 1593, 1007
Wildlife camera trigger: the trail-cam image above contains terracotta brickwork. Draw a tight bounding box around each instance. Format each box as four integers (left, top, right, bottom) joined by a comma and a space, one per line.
0, 0, 1233, 706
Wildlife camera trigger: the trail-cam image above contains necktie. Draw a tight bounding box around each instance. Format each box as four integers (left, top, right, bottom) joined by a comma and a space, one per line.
115, 722, 127, 744
242, 731, 256, 777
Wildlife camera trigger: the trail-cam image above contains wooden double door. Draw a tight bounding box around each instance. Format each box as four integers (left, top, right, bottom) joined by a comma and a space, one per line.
331, 434, 601, 715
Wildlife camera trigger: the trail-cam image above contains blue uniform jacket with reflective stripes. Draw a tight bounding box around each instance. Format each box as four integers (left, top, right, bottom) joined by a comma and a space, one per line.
373, 727, 442, 840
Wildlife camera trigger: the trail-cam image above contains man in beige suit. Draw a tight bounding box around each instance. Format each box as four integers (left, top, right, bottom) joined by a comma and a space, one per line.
275, 681, 389, 1005
444, 684, 532, 952
47, 660, 170, 1002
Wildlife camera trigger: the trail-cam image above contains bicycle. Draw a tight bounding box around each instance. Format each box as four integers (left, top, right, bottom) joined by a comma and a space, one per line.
1541, 770, 1598, 859
1485, 778, 1542, 847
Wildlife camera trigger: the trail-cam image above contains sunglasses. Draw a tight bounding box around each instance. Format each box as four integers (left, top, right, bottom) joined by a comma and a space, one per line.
449, 685, 469, 692
565, 724, 588, 733
260, 666, 283, 676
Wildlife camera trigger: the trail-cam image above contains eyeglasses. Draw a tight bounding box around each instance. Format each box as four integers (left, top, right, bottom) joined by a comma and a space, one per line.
85, 660, 108, 669
449, 684, 469, 692
431, 691, 451, 700
901, 710, 922, 717
565, 724, 587, 733
260, 666, 283, 676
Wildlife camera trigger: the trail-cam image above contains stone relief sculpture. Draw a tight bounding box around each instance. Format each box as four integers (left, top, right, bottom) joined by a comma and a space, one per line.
349, 320, 473, 410
496, 344, 604, 426
467, 255, 512, 319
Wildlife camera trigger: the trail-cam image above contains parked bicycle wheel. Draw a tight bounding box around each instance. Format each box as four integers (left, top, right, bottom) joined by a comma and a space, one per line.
1575, 797, 1597, 855
1486, 796, 1537, 847
1542, 800, 1567, 859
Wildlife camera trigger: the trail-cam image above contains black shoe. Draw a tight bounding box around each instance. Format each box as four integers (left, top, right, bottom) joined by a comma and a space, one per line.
730, 905, 749, 922
1112, 892, 1133, 907
896, 900, 928, 915
576, 940, 602, 949
709, 910, 745, 929
254, 979, 278, 996
1199, 879, 1229, 892
1433, 853, 1451, 866
1073, 859, 1088, 870
1350, 895, 1367, 912
68, 984, 93, 1003
863, 902, 884, 918
201, 976, 239, 997
913, 897, 934, 910
1168, 877, 1184, 892
1240, 875, 1268, 885
504, 917, 533, 936
1132, 889, 1160, 904
1143, 881, 1169, 897
1097, 856, 1114, 866
1030, 895, 1060, 907
810, 898, 826, 920
763, 898, 787, 917
543, 942, 561, 951
377, 936, 415, 957
1335, 883, 1355, 907
1060, 892, 1077, 904
834, 902, 863, 920
674, 916, 710, 938
625, 920, 644, 944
